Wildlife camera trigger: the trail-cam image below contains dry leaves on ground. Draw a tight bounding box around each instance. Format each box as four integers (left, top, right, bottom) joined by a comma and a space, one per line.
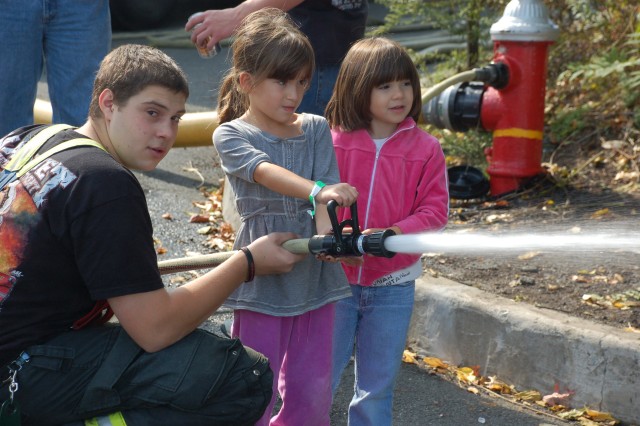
402, 350, 620, 426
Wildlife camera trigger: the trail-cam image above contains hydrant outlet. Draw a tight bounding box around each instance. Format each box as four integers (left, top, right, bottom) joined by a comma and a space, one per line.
423, 82, 485, 132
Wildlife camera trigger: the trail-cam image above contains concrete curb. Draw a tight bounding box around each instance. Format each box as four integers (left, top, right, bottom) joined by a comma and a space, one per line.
407, 275, 640, 425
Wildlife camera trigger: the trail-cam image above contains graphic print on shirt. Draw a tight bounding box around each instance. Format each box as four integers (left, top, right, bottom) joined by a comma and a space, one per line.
0, 157, 78, 306
332, 0, 363, 11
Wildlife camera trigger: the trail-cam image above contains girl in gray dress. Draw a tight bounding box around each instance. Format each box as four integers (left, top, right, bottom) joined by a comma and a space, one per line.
212, 8, 358, 426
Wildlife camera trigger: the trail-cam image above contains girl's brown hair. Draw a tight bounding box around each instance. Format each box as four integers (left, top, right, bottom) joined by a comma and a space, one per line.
217, 8, 315, 124
325, 37, 422, 131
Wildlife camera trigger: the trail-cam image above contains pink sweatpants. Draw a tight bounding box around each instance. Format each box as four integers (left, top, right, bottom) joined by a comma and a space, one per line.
231, 303, 334, 426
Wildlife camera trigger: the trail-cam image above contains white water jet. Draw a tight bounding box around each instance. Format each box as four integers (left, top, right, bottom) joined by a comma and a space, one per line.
383, 230, 640, 255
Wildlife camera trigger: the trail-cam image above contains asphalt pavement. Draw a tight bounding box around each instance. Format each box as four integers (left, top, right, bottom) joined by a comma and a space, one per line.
34, 21, 639, 426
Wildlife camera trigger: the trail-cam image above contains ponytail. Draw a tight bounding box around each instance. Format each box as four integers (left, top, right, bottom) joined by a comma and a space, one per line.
217, 71, 249, 124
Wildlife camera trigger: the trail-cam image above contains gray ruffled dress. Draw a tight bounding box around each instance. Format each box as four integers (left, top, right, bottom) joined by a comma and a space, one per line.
213, 113, 350, 316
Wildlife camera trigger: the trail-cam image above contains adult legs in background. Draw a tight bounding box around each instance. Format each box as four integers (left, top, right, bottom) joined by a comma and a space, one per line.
333, 282, 415, 426
0, 0, 111, 136
297, 65, 339, 116
233, 303, 335, 426
44, 0, 111, 125
0, 0, 44, 136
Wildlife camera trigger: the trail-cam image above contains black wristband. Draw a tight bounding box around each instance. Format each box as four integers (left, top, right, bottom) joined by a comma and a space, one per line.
240, 247, 255, 282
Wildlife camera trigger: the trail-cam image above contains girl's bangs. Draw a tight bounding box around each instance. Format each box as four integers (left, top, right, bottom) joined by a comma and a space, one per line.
371, 53, 414, 86
266, 37, 314, 81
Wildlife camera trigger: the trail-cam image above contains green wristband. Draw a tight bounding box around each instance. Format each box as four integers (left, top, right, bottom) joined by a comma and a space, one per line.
308, 181, 326, 218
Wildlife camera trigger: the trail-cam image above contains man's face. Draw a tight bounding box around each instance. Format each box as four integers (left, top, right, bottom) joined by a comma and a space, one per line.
106, 85, 186, 171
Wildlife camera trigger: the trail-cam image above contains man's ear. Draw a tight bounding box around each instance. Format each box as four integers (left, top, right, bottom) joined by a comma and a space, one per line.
238, 72, 253, 93
98, 89, 115, 119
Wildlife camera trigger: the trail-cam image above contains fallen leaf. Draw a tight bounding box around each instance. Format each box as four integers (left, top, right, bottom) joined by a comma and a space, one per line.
558, 408, 587, 420
456, 366, 477, 384
542, 391, 572, 406
207, 237, 230, 251
582, 294, 603, 306
584, 408, 617, 422
485, 213, 512, 224
161, 213, 173, 220
402, 350, 417, 364
467, 386, 479, 394
614, 171, 640, 182
590, 208, 610, 219
422, 356, 449, 370
189, 214, 210, 223
197, 226, 214, 235
169, 276, 187, 285
518, 251, 540, 260
612, 300, 630, 310
610, 273, 624, 284
514, 390, 542, 402
485, 376, 513, 394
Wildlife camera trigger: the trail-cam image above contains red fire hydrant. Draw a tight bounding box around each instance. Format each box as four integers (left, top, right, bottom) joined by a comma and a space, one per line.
422, 0, 559, 197
482, 0, 559, 195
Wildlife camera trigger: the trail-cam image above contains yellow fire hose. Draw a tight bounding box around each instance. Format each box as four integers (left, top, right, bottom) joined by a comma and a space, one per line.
34, 99, 218, 148
157, 238, 311, 275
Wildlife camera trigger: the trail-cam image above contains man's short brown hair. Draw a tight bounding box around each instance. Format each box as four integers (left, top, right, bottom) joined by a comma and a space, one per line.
89, 44, 189, 119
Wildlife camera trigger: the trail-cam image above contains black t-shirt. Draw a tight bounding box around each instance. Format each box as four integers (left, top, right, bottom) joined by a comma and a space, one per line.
289, 0, 368, 67
0, 125, 164, 366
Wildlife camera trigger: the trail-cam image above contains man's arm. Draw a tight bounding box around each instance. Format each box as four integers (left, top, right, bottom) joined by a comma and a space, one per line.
186, 0, 305, 51
108, 232, 305, 352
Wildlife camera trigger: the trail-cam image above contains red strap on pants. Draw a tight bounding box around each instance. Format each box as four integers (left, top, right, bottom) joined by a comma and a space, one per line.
71, 300, 114, 330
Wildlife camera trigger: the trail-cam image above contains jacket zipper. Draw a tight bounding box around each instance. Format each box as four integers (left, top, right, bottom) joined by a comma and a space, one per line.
355, 124, 413, 283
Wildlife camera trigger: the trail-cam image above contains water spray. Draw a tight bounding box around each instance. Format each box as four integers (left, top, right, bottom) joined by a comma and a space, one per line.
157, 197, 640, 275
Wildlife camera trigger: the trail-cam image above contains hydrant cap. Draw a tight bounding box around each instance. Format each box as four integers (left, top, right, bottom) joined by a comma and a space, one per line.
490, 0, 559, 42
447, 165, 490, 199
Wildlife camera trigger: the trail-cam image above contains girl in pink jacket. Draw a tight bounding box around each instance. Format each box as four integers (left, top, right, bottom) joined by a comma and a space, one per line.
326, 37, 449, 425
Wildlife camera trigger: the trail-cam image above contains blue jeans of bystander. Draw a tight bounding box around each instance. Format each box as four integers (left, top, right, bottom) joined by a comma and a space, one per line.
0, 0, 111, 136
332, 281, 416, 426
297, 65, 339, 116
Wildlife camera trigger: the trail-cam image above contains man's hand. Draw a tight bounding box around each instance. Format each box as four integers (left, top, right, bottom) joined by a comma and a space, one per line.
248, 232, 307, 275
186, 8, 240, 51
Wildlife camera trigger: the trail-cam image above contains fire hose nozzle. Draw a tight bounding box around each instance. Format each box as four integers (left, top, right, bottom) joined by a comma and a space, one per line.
307, 229, 397, 258
306, 200, 397, 258
356, 229, 397, 258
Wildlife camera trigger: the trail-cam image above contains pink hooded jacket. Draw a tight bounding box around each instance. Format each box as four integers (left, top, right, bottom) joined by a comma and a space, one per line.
332, 117, 449, 285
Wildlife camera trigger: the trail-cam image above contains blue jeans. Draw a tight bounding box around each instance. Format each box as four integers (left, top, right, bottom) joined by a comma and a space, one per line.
298, 65, 340, 116
0, 0, 111, 137
332, 282, 416, 426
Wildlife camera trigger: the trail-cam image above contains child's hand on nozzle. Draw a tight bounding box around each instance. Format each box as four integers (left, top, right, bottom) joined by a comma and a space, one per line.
316, 183, 358, 206
248, 232, 306, 275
